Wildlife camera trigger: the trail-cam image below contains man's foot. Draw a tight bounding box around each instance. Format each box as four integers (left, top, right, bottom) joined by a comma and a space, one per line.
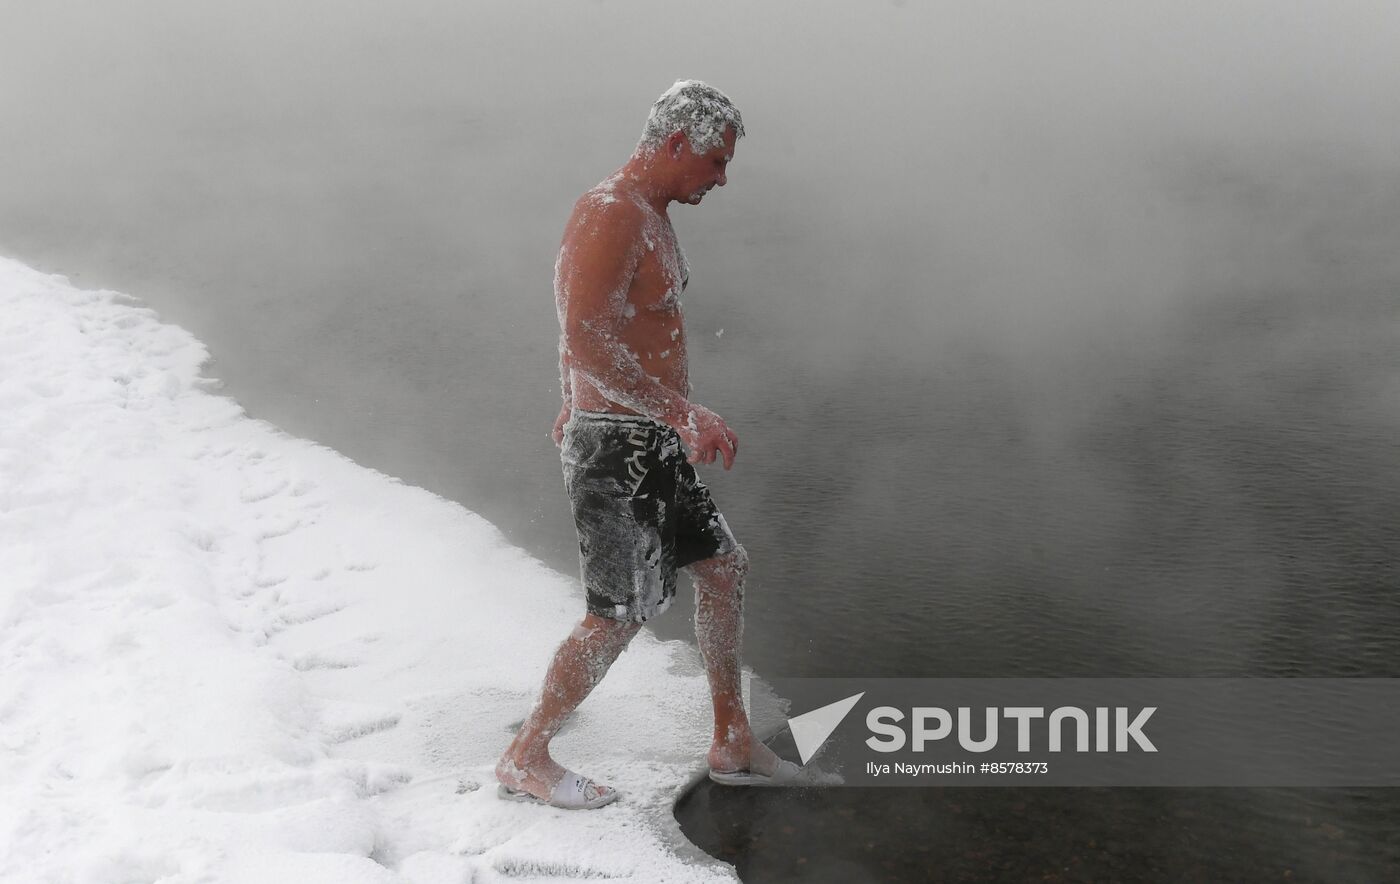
707, 732, 796, 780
498, 770, 618, 809
708, 762, 800, 786
495, 753, 616, 808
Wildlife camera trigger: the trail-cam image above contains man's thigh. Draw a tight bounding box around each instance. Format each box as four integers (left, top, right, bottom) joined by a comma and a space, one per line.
672, 458, 740, 571
563, 419, 674, 621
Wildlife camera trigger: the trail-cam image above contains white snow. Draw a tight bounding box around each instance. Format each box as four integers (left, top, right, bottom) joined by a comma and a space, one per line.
0, 255, 741, 883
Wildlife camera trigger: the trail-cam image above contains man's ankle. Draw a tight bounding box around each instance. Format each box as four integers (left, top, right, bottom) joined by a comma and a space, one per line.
714, 718, 753, 744
499, 746, 546, 772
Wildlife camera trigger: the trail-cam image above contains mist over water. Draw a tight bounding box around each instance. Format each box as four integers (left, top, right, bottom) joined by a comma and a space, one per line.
5, 1, 1400, 879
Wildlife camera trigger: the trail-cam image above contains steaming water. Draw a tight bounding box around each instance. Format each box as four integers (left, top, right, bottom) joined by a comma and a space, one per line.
5, 1, 1400, 880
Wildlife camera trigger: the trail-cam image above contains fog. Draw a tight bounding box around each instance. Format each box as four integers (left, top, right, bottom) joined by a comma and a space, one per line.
3, 0, 1398, 662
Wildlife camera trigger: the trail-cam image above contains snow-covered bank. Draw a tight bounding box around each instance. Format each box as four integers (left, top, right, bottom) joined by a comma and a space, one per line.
0, 255, 741, 883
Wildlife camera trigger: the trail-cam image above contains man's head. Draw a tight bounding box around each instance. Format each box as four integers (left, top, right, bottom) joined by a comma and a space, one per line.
637, 79, 745, 156
635, 80, 744, 205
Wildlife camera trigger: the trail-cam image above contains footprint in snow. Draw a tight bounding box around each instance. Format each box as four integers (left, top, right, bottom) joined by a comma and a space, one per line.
292, 652, 362, 671
239, 477, 290, 503
326, 713, 401, 744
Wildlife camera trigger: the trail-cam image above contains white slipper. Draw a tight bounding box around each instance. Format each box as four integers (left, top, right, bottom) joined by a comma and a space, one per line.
497, 769, 618, 809
708, 759, 802, 787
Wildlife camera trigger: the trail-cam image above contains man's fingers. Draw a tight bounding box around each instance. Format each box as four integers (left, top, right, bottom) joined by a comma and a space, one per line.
719, 431, 736, 469
684, 428, 741, 469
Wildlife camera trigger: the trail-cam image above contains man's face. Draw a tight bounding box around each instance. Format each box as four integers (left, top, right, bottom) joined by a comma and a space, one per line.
679, 126, 737, 205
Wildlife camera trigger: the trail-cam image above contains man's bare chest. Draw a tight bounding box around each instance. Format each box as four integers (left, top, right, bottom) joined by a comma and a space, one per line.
629, 212, 688, 303
628, 254, 683, 311
619, 235, 688, 365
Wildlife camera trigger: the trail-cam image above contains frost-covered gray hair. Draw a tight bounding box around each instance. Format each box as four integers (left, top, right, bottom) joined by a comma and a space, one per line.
637, 80, 745, 155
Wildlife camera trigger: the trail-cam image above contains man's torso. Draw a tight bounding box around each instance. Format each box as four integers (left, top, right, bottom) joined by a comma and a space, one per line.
559, 182, 691, 415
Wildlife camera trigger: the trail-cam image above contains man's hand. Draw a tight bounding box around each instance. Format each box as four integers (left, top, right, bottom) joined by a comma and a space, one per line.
552, 403, 572, 447
675, 404, 738, 470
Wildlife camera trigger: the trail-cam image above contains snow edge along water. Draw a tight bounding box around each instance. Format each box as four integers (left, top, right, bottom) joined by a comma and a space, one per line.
0, 253, 751, 883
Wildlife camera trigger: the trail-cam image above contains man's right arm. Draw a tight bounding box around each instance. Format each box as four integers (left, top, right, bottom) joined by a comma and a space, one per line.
551, 343, 573, 446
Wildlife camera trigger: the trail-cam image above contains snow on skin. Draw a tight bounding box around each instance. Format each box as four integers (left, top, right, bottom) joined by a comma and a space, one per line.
0, 254, 745, 883
636, 79, 746, 158
554, 184, 690, 419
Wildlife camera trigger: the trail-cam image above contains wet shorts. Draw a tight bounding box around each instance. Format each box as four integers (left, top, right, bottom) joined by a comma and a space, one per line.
561, 409, 740, 622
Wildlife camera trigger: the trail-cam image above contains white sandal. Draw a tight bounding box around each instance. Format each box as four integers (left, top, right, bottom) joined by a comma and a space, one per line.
497, 769, 618, 809
708, 759, 802, 787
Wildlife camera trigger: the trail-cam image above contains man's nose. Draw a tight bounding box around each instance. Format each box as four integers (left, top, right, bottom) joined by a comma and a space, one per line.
716, 171, 727, 187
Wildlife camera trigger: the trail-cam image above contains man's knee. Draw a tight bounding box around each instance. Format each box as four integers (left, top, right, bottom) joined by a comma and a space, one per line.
576, 613, 643, 646
692, 544, 749, 596
723, 544, 750, 582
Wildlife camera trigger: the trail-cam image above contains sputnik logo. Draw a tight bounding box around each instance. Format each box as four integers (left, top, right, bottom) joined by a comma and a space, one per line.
787, 692, 865, 764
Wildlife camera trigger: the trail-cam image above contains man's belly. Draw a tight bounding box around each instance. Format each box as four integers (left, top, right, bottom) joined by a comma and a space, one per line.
571, 345, 689, 417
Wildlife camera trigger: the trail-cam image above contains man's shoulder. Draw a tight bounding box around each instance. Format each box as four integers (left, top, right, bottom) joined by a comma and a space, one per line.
569, 179, 644, 235
557, 182, 646, 282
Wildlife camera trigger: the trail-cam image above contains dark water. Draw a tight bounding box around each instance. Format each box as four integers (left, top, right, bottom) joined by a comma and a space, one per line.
697, 287, 1400, 682
672, 288, 1400, 883
666, 289, 1400, 882
5, 2, 1400, 881
680, 782, 1400, 882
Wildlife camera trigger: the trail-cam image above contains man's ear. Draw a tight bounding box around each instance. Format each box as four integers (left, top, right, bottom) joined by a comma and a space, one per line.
665, 130, 690, 159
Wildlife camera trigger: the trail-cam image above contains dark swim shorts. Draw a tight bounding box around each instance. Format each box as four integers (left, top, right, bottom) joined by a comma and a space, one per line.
561, 409, 740, 622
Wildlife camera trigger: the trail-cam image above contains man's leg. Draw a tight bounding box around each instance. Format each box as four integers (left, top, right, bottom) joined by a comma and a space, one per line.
689, 547, 785, 775
496, 613, 641, 800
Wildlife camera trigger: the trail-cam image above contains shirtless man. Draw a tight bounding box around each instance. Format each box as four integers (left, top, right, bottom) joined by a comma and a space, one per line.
496, 81, 798, 809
